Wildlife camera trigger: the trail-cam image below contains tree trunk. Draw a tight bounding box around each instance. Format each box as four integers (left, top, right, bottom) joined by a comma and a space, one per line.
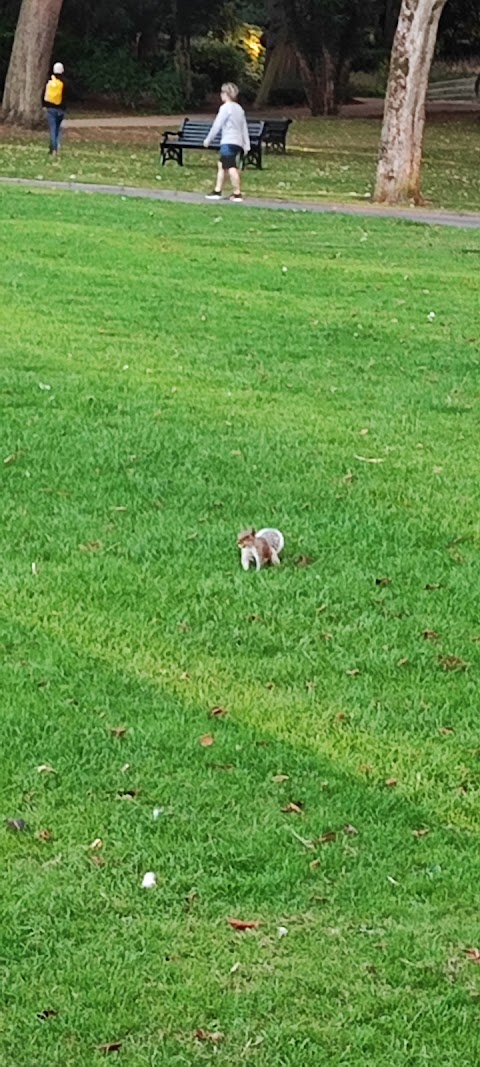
254, 40, 300, 108
295, 46, 337, 115
2, 0, 64, 127
374, 0, 448, 205
174, 36, 192, 101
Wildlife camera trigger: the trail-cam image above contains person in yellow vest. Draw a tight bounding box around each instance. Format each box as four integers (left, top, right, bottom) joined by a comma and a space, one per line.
43, 62, 67, 158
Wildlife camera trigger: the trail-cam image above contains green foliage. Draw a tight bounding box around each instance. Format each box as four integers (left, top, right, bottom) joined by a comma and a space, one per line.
191, 36, 261, 100
55, 39, 186, 110
191, 38, 247, 87
1, 186, 480, 1065
0, 28, 14, 86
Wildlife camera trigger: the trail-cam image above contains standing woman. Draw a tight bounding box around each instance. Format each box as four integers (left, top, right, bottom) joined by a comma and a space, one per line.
43, 62, 67, 158
203, 82, 250, 202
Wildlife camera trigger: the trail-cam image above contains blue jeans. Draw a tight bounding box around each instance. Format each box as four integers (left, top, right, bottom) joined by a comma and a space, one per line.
47, 108, 65, 153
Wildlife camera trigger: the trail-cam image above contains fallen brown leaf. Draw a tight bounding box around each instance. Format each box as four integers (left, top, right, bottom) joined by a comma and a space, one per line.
346, 668, 360, 677
228, 918, 260, 931
439, 726, 454, 736
79, 540, 102, 552
321, 632, 333, 641
199, 734, 215, 748
110, 726, 128, 739
272, 774, 289, 783
376, 577, 391, 587
318, 830, 337, 844
439, 655, 469, 672
281, 802, 303, 814
37, 1009, 57, 1021
397, 657, 409, 667
295, 555, 314, 567
5, 818, 29, 832
97, 1041, 123, 1054
36, 829, 54, 843
412, 828, 430, 838
209, 706, 228, 718
207, 762, 234, 771
385, 778, 398, 788
423, 630, 439, 641
309, 858, 321, 870
343, 824, 359, 836
465, 948, 480, 964
194, 1029, 224, 1043
335, 711, 347, 722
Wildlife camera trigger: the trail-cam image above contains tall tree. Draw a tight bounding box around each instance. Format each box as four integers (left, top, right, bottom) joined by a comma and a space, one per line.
280, 0, 373, 115
255, 0, 300, 109
2, 0, 65, 126
374, 0, 448, 204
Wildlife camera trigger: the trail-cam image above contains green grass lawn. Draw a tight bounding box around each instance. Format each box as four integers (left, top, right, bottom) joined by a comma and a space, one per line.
1, 187, 480, 1065
1, 114, 480, 210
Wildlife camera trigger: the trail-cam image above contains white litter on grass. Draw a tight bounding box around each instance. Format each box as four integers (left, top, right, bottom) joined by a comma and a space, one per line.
277, 926, 289, 938
427, 311, 436, 321
38, 382, 51, 391
142, 871, 156, 889
282, 266, 288, 274
31, 562, 38, 576
152, 807, 165, 820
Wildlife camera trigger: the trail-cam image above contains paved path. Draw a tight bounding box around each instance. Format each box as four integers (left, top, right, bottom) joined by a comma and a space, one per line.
65, 97, 479, 129
2, 175, 480, 230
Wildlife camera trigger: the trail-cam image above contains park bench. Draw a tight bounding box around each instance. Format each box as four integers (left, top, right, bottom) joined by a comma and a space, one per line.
160, 118, 265, 169
261, 118, 292, 153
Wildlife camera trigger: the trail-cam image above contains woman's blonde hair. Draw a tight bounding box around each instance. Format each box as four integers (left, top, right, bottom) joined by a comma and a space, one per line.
221, 82, 239, 100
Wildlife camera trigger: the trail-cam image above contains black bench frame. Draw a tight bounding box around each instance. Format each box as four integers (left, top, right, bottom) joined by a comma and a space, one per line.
161, 119, 265, 170
261, 118, 292, 153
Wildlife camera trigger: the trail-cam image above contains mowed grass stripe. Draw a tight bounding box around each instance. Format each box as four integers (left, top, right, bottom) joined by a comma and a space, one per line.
0, 188, 480, 1065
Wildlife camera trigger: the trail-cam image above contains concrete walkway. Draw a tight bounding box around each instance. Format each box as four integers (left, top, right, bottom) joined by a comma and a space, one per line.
64, 97, 480, 129
2, 175, 480, 230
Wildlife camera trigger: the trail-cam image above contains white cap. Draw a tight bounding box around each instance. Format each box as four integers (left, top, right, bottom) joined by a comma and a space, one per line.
53, 62, 64, 74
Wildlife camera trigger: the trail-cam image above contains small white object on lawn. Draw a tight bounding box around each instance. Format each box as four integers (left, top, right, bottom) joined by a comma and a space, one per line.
142, 871, 156, 889
427, 311, 436, 321
277, 926, 289, 938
